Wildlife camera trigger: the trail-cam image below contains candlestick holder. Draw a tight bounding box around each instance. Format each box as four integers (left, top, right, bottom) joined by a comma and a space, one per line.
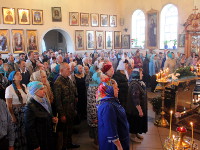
176, 127, 190, 149
155, 80, 169, 127
164, 126, 198, 150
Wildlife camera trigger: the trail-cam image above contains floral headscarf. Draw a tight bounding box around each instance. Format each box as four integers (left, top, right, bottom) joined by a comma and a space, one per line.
96, 79, 115, 102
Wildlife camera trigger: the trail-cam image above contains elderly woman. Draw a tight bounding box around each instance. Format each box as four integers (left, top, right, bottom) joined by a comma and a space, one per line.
74, 65, 87, 119
126, 70, 148, 143
96, 79, 129, 150
30, 70, 54, 104
5, 71, 27, 150
24, 81, 58, 150
87, 64, 101, 145
164, 52, 176, 74
149, 54, 159, 92
48, 64, 60, 88
82, 57, 90, 68
113, 60, 129, 108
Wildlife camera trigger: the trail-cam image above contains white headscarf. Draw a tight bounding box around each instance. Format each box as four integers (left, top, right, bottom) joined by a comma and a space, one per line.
116, 60, 125, 71
116, 60, 129, 80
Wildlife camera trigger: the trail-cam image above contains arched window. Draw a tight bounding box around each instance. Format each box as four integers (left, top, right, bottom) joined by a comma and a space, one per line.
160, 4, 178, 49
131, 9, 145, 48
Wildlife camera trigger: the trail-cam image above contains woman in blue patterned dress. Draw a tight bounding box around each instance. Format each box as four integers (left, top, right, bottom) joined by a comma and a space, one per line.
96, 78, 130, 150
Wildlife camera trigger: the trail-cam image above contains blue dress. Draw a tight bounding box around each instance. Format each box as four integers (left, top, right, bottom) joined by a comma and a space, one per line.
98, 98, 130, 150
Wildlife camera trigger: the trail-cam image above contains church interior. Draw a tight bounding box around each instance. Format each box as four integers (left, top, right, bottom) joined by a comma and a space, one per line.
1, 0, 200, 150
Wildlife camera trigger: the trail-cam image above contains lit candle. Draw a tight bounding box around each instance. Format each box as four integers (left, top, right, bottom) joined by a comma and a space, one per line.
156, 74, 158, 80
190, 122, 194, 144
169, 110, 173, 138
172, 135, 175, 150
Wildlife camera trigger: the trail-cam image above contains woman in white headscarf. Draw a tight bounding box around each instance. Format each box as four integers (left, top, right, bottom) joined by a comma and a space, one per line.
113, 59, 129, 108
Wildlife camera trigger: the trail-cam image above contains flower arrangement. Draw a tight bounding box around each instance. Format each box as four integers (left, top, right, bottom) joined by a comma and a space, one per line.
174, 66, 196, 79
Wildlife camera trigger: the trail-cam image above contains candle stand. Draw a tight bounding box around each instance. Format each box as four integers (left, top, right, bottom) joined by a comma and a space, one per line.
154, 79, 169, 127
164, 126, 198, 150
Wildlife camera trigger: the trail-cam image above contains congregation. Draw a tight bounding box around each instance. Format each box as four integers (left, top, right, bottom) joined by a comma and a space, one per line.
0, 49, 197, 150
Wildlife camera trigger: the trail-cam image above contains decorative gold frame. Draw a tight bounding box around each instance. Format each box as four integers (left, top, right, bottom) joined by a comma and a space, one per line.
32, 9, 43, 25
146, 9, 158, 49
26, 30, 38, 52
105, 31, 113, 49
96, 31, 104, 49
18, 8, 30, 25
0, 29, 10, 53
86, 30, 95, 50
110, 15, 117, 27
75, 30, 84, 50
114, 31, 121, 49
80, 13, 89, 26
52, 7, 62, 22
121, 34, 130, 49
12, 29, 25, 53
91, 13, 99, 27
69, 12, 79, 26
100, 14, 109, 27
2, 7, 16, 24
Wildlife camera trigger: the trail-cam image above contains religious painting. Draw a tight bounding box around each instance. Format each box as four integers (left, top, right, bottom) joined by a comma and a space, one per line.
121, 34, 130, 49
26, 30, 38, 52
114, 31, 121, 49
12, 29, 25, 53
147, 9, 158, 49
75, 30, 84, 50
100, 14, 109, 27
86, 30, 95, 50
52, 7, 62, 22
32, 9, 43, 25
80, 13, 89, 26
69, 12, 79, 26
96, 31, 104, 49
110, 15, 117, 27
91, 13, 99, 27
18, 9, 30, 25
2, 7, 16, 24
105, 31, 113, 49
0, 29, 10, 53
178, 34, 185, 47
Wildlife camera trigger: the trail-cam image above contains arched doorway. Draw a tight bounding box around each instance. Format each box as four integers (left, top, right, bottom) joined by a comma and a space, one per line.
40, 28, 74, 53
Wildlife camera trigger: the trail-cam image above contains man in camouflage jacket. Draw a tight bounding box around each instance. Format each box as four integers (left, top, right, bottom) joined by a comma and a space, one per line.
53, 62, 79, 150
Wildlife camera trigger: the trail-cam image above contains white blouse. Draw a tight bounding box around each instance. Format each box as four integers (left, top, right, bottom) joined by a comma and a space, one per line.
5, 84, 27, 105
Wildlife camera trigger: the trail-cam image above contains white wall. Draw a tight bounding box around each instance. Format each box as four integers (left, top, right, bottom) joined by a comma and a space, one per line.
119, 0, 200, 53
1, 0, 199, 57
0, 0, 122, 55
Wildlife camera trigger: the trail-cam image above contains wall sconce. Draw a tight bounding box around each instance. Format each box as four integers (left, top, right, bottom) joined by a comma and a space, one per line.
123, 28, 128, 32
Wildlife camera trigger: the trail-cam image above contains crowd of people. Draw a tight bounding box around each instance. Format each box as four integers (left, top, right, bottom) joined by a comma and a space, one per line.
0, 48, 198, 150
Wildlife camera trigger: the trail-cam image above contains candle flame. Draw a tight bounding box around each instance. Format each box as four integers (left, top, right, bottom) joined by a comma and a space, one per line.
190, 122, 193, 126
170, 110, 173, 114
